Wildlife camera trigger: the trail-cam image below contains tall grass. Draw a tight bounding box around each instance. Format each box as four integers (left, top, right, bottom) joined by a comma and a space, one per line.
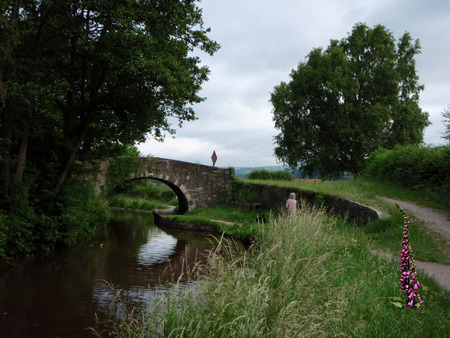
108, 195, 170, 211
111, 205, 450, 336
109, 180, 177, 211
165, 205, 269, 240
243, 177, 450, 264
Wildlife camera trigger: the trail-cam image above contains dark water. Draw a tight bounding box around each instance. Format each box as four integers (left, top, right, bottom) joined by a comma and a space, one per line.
0, 211, 215, 337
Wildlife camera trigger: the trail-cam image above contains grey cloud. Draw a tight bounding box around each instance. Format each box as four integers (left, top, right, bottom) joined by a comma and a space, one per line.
138, 0, 450, 166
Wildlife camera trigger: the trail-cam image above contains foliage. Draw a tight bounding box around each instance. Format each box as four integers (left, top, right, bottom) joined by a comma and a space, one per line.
109, 195, 169, 212
104, 156, 141, 196
443, 105, 450, 144
247, 169, 293, 181
165, 204, 269, 241
363, 145, 450, 207
112, 207, 450, 337
0, 176, 109, 262
271, 23, 429, 177
231, 179, 265, 204
119, 179, 175, 201
108, 179, 176, 211
0, 0, 218, 257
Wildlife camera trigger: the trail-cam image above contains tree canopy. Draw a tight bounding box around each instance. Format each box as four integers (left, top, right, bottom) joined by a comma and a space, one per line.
271, 23, 429, 177
0, 0, 219, 208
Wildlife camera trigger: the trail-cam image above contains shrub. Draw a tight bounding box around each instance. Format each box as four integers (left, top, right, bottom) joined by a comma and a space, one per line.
247, 169, 293, 181
364, 145, 450, 206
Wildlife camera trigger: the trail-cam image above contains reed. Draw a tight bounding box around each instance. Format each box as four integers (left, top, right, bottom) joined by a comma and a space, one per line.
244, 177, 450, 264
113, 204, 450, 336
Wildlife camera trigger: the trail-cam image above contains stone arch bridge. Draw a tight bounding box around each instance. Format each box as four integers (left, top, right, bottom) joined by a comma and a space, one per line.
96, 157, 233, 214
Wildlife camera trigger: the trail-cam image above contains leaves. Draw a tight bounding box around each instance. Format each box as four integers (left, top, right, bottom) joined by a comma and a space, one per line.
0, 0, 218, 254
271, 23, 429, 178
389, 297, 405, 309
1, 0, 218, 190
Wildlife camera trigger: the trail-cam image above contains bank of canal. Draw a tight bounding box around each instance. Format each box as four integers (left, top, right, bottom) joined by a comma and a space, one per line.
0, 210, 215, 337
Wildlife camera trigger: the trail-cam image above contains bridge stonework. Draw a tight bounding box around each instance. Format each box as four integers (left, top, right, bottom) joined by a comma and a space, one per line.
97, 157, 233, 214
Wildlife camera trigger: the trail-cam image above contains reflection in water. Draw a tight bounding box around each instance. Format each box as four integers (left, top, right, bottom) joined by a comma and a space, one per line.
0, 210, 214, 337
137, 229, 178, 266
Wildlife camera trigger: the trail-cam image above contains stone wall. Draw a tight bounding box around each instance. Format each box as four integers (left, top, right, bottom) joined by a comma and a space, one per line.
232, 181, 385, 223
138, 157, 233, 211
96, 157, 233, 213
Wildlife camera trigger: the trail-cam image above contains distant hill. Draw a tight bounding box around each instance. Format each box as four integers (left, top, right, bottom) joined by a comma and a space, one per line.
231, 166, 352, 180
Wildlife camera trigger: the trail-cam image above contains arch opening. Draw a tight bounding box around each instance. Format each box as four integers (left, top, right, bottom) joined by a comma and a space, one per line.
123, 177, 189, 214
148, 177, 190, 214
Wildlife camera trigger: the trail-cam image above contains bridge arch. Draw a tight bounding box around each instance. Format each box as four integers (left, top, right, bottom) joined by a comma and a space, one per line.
129, 176, 191, 214
97, 157, 233, 213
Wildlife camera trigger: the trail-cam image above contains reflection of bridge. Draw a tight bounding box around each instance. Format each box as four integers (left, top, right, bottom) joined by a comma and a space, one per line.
96, 157, 233, 214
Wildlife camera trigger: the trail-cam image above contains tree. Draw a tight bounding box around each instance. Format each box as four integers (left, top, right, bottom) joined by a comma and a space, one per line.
0, 0, 219, 208
443, 106, 450, 144
271, 23, 429, 177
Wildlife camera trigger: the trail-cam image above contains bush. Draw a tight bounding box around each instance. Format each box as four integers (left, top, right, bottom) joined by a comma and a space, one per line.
0, 176, 109, 262
114, 179, 176, 203
364, 145, 450, 206
247, 169, 293, 181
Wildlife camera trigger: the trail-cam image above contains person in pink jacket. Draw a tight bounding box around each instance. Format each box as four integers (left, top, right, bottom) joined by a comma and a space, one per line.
286, 192, 297, 214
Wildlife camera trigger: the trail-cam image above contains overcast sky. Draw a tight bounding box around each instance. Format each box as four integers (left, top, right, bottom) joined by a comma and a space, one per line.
137, 0, 450, 168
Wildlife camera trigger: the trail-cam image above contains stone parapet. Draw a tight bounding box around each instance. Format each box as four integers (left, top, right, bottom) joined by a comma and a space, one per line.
232, 181, 385, 223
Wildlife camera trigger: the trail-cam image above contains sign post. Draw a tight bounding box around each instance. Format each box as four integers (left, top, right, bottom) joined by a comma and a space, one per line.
211, 151, 217, 167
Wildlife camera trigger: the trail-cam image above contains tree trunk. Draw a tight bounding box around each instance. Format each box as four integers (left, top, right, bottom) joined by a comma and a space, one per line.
0, 128, 11, 207
8, 5, 49, 208
54, 117, 90, 195
54, 18, 109, 195
54, 70, 106, 195
9, 125, 29, 209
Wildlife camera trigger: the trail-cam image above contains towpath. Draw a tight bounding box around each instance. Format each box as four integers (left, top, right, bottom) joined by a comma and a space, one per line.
376, 197, 450, 292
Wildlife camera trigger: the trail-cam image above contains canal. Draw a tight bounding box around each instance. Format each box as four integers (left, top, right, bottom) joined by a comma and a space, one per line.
0, 210, 216, 337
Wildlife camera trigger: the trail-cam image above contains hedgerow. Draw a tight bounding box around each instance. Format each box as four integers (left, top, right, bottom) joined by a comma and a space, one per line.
363, 145, 450, 206
247, 169, 294, 181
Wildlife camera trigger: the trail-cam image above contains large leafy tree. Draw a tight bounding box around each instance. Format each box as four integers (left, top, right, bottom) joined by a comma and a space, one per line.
0, 0, 219, 208
271, 23, 429, 177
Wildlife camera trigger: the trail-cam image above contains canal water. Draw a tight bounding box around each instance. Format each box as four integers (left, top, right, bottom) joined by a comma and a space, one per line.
0, 210, 216, 337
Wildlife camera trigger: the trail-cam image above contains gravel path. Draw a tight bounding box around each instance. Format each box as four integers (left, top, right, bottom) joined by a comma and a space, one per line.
380, 197, 450, 245
376, 197, 450, 292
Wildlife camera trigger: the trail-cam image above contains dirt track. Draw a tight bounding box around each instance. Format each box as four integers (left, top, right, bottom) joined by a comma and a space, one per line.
376, 197, 450, 292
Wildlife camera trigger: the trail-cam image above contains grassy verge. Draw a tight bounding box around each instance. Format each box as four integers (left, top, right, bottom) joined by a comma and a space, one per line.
242, 177, 450, 264
164, 205, 270, 241
108, 180, 177, 212
112, 206, 450, 336
243, 176, 449, 212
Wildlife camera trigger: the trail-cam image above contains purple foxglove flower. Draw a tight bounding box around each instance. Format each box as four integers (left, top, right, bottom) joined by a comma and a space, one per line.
397, 204, 423, 312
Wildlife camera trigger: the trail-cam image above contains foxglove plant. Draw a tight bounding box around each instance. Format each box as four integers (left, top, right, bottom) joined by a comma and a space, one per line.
398, 204, 423, 313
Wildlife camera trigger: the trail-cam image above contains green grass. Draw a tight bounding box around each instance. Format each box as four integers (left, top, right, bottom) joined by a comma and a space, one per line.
110, 206, 450, 337
108, 195, 171, 211
165, 205, 270, 241
242, 177, 450, 264
244, 176, 449, 212
109, 179, 177, 212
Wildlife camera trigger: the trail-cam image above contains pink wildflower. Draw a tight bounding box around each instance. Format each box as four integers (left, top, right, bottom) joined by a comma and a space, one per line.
397, 204, 423, 312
